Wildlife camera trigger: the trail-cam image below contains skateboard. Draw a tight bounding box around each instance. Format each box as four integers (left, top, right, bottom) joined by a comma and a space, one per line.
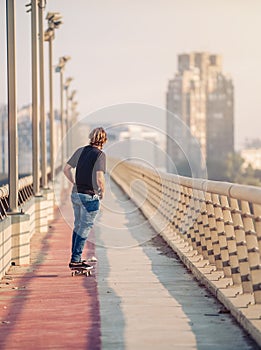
70, 265, 93, 277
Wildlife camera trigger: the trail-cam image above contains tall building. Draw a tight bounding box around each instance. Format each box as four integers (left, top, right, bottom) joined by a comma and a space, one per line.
166, 52, 234, 178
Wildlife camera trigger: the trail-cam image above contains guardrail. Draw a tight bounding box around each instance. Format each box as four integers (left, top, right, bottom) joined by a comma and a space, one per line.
0, 165, 59, 220
0, 176, 34, 219
109, 158, 261, 343
0, 185, 9, 220
0, 168, 60, 273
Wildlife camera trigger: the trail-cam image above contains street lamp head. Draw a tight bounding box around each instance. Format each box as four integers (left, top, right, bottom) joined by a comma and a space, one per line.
46, 12, 62, 21
55, 56, 71, 73
61, 56, 71, 63
64, 77, 73, 89
46, 12, 63, 29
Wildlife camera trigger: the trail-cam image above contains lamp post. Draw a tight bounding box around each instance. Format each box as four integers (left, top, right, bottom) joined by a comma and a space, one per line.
70, 99, 78, 153
31, 0, 41, 196
70, 99, 78, 128
44, 12, 62, 182
67, 90, 77, 155
55, 56, 70, 167
38, 0, 47, 189
6, 0, 18, 213
64, 77, 73, 159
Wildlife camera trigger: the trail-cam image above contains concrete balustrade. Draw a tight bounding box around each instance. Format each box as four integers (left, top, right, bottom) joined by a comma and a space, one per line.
108, 157, 261, 345
0, 175, 56, 278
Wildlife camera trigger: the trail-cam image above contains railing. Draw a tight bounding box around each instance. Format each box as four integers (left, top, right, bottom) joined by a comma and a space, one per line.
18, 175, 34, 208
0, 170, 57, 220
0, 185, 9, 220
0, 165, 60, 220
109, 158, 261, 305
0, 176, 34, 219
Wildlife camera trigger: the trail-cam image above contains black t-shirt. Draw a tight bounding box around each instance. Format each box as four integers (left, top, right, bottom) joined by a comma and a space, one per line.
67, 145, 106, 194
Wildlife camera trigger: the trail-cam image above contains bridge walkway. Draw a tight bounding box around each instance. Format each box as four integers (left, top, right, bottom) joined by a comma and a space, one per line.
0, 180, 258, 349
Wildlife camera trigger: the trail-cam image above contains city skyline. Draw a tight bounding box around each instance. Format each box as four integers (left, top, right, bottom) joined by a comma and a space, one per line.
0, 0, 260, 150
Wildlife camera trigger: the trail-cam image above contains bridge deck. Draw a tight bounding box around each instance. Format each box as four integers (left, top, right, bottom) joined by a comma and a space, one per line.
0, 181, 257, 349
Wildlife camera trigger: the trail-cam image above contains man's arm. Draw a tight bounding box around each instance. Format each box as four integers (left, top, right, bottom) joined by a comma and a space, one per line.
63, 163, 75, 184
97, 171, 105, 199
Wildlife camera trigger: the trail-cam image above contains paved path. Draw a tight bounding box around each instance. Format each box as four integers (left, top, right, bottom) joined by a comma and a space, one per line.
0, 180, 258, 349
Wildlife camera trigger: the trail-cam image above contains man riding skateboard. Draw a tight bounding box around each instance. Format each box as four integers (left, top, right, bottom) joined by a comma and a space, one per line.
63, 127, 107, 270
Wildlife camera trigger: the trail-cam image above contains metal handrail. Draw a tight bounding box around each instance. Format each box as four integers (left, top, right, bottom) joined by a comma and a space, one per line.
0, 167, 53, 219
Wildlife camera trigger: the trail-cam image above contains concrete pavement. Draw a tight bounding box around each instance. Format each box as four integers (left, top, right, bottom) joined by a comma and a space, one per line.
95, 180, 258, 350
0, 179, 258, 349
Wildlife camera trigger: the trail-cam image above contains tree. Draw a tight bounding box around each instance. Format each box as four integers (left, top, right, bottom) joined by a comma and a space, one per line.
241, 164, 261, 186
225, 152, 244, 183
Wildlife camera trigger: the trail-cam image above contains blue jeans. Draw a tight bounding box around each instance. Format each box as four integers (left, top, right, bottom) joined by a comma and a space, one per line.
71, 192, 100, 262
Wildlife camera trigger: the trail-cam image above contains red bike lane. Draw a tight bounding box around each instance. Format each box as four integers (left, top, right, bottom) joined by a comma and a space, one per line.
0, 202, 101, 350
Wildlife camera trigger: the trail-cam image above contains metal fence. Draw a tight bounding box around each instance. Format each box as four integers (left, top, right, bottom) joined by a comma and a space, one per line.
0, 165, 59, 219
109, 158, 261, 305
0, 175, 34, 219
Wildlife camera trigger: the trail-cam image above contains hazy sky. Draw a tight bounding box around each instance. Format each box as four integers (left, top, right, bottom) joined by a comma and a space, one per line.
0, 0, 260, 149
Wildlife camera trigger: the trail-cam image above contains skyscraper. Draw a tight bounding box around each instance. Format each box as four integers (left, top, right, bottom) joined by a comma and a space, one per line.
166, 52, 234, 178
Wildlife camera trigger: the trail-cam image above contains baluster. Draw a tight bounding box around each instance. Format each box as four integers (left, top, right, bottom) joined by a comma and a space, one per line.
157, 174, 164, 220
214, 195, 231, 277
231, 198, 251, 293
179, 185, 187, 235
175, 183, 183, 237
147, 173, 155, 216
204, 192, 215, 264
212, 194, 224, 271
184, 187, 194, 243
186, 186, 195, 248
160, 177, 167, 221
166, 179, 173, 226
199, 192, 209, 260
163, 178, 172, 235
181, 186, 192, 249
253, 203, 261, 303
191, 189, 201, 251
170, 183, 179, 236
241, 200, 260, 302
221, 196, 240, 285
253, 203, 261, 253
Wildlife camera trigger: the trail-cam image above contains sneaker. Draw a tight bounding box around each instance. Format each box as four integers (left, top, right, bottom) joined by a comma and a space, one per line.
69, 261, 82, 268
69, 260, 94, 269
80, 260, 94, 269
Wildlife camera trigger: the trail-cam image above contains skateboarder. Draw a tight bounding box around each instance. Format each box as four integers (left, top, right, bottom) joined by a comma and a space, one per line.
63, 127, 107, 269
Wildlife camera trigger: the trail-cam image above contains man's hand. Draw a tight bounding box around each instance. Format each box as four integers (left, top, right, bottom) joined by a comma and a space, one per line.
97, 171, 105, 199
63, 163, 75, 184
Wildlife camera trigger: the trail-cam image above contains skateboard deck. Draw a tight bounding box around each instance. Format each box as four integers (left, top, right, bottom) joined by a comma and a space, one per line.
70, 266, 93, 277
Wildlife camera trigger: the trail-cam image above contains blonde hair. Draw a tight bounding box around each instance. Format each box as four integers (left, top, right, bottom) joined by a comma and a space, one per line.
89, 127, 107, 148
